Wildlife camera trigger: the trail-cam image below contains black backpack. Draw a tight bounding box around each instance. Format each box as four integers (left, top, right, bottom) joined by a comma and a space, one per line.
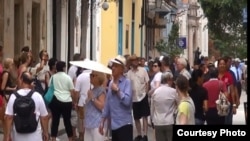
33, 75, 45, 96
13, 90, 38, 133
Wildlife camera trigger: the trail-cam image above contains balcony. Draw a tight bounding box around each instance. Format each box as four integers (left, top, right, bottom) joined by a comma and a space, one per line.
148, 0, 172, 13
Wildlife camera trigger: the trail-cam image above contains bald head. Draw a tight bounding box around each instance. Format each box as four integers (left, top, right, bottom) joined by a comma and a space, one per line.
21, 71, 33, 85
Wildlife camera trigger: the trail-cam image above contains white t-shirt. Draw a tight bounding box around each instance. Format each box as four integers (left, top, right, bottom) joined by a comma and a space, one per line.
150, 72, 162, 90
35, 63, 50, 89
127, 67, 149, 102
68, 65, 78, 81
5, 89, 48, 141
75, 70, 92, 106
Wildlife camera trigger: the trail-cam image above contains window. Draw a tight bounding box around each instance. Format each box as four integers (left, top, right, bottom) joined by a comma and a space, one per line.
125, 25, 129, 49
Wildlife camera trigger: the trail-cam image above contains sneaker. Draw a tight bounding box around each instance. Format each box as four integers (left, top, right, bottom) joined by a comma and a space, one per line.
134, 135, 143, 141
142, 136, 148, 141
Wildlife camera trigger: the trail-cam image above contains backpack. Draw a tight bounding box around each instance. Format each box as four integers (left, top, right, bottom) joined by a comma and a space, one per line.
33, 75, 45, 96
215, 81, 230, 116
13, 90, 38, 133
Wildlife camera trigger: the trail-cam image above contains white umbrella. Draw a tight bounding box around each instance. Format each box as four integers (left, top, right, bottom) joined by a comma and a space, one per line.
70, 60, 112, 74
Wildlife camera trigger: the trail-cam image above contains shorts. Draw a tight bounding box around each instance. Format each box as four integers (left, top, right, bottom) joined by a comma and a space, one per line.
133, 94, 150, 120
71, 110, 78, 127
77, 106, 85, 119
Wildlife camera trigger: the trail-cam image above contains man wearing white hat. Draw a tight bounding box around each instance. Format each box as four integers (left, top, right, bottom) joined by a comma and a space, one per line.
99, 55, 133, 141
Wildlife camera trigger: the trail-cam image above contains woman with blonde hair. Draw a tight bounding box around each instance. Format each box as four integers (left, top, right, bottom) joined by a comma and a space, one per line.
0, 58, 17, 133
1, 58, 17, 99
84, 71, 106, 141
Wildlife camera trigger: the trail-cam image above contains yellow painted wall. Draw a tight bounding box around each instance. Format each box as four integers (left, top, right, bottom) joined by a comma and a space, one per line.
134, 0, 142, 57
122, 0, 132, 55
100, 2, 118, 66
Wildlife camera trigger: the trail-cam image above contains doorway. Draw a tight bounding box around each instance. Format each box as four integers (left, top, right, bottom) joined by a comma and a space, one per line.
32, 2, 40, 65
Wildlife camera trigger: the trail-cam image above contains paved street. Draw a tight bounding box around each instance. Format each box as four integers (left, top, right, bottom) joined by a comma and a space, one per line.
0, 91, 247, 140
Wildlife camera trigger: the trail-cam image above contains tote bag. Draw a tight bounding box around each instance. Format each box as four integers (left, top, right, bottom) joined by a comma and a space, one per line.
44, 77, 54, 105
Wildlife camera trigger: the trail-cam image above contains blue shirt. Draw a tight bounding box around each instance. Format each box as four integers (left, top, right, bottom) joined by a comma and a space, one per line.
102, 76, 133, 130
85, 87, 106, 129
230, 66, 242, 82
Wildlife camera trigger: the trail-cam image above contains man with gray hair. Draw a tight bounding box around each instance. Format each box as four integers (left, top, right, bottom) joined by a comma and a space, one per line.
151, 72, 178, 141
176, 57, 191, 80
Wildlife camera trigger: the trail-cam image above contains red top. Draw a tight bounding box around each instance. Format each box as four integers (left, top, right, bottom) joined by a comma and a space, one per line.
218, 71, 234, 102
203, 79, 227, 108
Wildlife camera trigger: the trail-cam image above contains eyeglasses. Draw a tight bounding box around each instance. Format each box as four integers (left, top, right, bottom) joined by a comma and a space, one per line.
90, 74, 97, 78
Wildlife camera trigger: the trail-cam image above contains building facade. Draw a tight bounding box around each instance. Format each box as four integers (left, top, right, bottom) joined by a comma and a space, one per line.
99, 0, 146, 65
145, 0, 178, 59
0, 0, 47, 63
177, 0, 208, 67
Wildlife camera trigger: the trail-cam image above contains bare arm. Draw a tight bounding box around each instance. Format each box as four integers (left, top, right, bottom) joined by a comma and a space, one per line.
70, 89, 77, 104
203, 100, 208, 112
3, 115, 13, 141
40, 115, 49, 141
36, 60, 45, 74
93, 93, 106, 111
178, 113, 188, 125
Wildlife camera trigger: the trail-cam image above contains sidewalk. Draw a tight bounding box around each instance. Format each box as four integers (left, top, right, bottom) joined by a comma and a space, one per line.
233, 90, 247, 125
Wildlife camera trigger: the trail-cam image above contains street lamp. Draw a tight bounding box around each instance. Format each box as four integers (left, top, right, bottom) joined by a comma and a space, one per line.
102, 0, 117, 10
170, 11, 176, 22
156, 0, 162, 8
166, 11, 176, 23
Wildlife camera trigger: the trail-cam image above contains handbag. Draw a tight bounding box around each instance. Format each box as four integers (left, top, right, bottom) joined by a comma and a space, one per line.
44, 77, 54, 105
215, 81, 230, 116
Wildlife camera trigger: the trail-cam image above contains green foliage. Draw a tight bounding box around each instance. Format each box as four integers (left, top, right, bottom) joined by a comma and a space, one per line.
167, 24, 183, 57
200, 0, 247, 58
155, 39, 167, 53
155, 23, 183, 58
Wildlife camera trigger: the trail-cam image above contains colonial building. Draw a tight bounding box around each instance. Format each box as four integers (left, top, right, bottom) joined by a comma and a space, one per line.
0, 0, 47, 63
177, 0, 208, 67
145, 0, 178, 59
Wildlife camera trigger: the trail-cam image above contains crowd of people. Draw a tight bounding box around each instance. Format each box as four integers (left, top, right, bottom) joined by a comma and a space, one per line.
0, 45, 247, 141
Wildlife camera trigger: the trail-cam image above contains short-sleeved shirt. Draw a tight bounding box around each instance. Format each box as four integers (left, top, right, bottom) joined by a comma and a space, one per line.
150, 72, 162, 90
68, 65, 78, 81
218, 71, 234, 102
127, 67, 149, 102
35, 63, 50, 89
5, 89, 48, 141
176, 97, 195, 125
49, 72, 74, 102
75, 70, 92, 106
84, 87, 105, 129
203, 79, 227, 108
